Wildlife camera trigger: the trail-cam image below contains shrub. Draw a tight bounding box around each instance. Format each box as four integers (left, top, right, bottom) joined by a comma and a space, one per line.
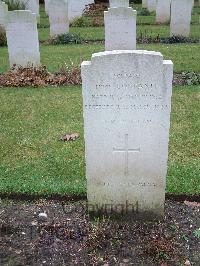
70, 17, 89, 27
51, 33, 82, 45
0, 27, 7, 46
84, 3, 107, 17
90, 17, 104, 27
161, 35, 199, 44
138, 8, 151, 16
71, 16, 104, 27
182, 72, 200, 86
4, 0, 26, 11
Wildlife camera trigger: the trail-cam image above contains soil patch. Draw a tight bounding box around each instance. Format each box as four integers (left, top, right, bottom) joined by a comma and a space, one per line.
0, 199, 199, 265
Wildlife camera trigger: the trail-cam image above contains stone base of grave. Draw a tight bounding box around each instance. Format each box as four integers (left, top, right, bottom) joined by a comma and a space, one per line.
87, 198, 165, 220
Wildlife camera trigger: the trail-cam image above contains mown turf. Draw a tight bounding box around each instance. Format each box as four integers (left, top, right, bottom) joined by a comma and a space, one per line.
0, 86, 85, 195
37, 23, 200, 42
0, 43, 200, 73
0, 85, 199, 196
0, 3, 199, 197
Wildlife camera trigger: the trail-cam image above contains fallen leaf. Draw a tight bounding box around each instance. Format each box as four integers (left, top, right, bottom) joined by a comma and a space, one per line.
184, 259, 191, 266
15, 249, 22, 254
184, 200, 200, 207
60, 133, 80, 142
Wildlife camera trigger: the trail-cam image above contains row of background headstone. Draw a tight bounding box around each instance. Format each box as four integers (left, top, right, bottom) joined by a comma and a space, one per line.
0, 0, 195, 38
144, 0, 194, 37
0, 0, 195, 67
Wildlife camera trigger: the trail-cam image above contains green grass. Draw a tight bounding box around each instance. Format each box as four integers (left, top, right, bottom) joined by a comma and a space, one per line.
167, 85, 200, 194
0, 43, 200, 73
0, 3, 199, 197
37, 23, 200, 42
0, 86, 86, 195
0, 85, 199, 196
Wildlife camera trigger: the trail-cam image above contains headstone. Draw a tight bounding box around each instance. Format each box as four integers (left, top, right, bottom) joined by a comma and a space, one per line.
68, 0, 94, 22
104, 7, 137, 50
170, 0, 193, 37
156, 0, 171, 24
142, 0, 148, 8
5, 10, 40, 67
109, 0, 129, 8
147, 0, 157, 12
23, 0, 40, 22
81, 50, 173, 219
48, 0, 69, 37
0, 1, 8, 29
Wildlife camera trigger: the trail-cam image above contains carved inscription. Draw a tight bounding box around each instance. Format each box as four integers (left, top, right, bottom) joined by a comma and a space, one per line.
85, 74, 167, 112
101, 182, 159, 187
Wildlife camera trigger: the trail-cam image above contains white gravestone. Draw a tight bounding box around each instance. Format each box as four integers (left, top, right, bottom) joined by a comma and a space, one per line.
25, 0, 40, 22
68, 0, 94, 22
147, 0, 157, 12
48, 0, 69, 37
109, 0, 129, 8
156, 0, 171, 24
104, 7, 137, 51
81, 50, 173, 218
0, 1, 8, 29
142, 0, 148, 8
170, 0, 193, 37
5, 10, 40, 67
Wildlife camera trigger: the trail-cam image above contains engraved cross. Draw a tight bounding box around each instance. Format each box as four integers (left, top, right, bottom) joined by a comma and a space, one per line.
113, 134, 140, 176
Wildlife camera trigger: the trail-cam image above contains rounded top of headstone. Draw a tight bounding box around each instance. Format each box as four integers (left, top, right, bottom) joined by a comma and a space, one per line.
81, 50, 168, 69
0, 1, 8, 11
6, 10, 37, 25
92, 50, 163, 59
110, 0, 129, 8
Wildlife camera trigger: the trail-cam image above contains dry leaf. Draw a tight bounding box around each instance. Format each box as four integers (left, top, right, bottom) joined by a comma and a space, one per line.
184, 200, 200, 207
184, 259, 191, 266
0, 65, 81, 88
60, 133, 80, 142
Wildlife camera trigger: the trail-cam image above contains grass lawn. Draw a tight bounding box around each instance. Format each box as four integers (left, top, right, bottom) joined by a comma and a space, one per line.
1, 43, 200, 73
0, 3, 199, 198
38, 23, 200, 42
0, 85, 199, 196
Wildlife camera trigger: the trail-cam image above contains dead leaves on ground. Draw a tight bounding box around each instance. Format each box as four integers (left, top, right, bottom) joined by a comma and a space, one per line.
0, 65, 81, 87
184, 200, 200, 207
0, 66, 195, 88
60, 133, 80, 142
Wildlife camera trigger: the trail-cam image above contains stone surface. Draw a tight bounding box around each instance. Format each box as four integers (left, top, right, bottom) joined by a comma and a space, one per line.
68, 0, 94, 21
5, 10, 40, 67
156, 0, 171, 24
48, 0, 69, 37
142, 0, 148, 8
170, 0, 193, 37
81, 50, 173, 218
109, 0, 129, 8
0, 1, 8, 29
25, 0, 40, 21
104, 7, 137, 51
38, 212, 48, 221
147, 0, 157, 12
